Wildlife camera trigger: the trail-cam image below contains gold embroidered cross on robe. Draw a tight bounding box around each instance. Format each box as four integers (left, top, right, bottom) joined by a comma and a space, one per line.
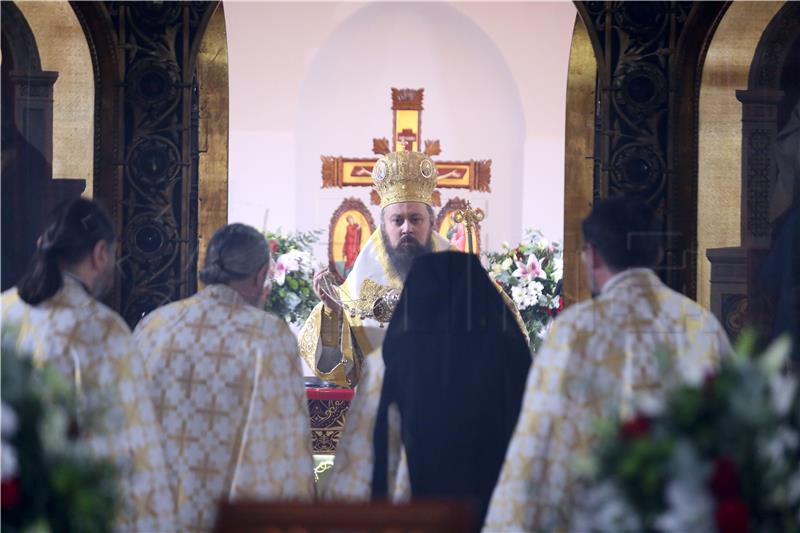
134, 283, 315, 531
2, 277, 176, 531
483, 268, 733, 532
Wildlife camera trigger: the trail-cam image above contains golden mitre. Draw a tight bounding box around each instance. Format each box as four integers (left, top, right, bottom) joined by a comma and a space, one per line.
371, 150, 438, 208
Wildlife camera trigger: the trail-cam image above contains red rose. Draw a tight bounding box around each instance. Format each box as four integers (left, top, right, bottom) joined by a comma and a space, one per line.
1, 478, 20, 509
557, 296, 564, 313
703, 371, 717, 393
715, 499, 750, 533
619, 414, 651, 439
709, 456, 740, 500
269, 240, 278, 254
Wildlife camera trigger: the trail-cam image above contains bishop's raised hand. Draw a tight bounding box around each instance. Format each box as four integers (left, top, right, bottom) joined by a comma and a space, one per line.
313, 269, 342, 312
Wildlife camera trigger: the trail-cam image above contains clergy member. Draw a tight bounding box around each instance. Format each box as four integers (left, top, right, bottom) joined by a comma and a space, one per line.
324, 252, 531, 532
299, 149, 450, 387
482, 195, 733, 532
133, 223, 315, 531
2, 198, 175, 531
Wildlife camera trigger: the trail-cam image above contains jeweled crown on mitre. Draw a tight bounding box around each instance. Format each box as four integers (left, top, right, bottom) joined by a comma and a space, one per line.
371, 150, 438, 208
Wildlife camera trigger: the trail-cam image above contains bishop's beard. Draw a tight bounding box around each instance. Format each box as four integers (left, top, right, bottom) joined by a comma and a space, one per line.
382, 227, 433, 281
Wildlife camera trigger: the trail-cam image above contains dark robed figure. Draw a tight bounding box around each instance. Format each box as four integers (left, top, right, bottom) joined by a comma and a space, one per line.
325, 252, 531, 530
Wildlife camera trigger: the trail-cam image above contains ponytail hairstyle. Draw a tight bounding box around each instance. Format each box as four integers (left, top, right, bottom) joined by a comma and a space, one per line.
18, 198, 116, 305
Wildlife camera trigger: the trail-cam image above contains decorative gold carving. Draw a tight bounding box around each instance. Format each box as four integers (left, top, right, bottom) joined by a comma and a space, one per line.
436, 197, 482, 254
371, 151, 438, 208
320, 89, 491, 194
308, 398, 351, 453
370, 190, 381, 206
338, 279, 400, 324
372, 138, 390, 155
474, 159, 492, 192
321, 155, 342, 188
424, 139, 441, 156
452, 203, 485, 255
391, 88, 424, 111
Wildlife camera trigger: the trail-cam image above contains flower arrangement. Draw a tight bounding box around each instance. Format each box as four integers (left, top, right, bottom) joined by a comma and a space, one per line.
264, 229, 323, 326
576, 334, 800, 533
485, 230, 564, 351
1, 334, 121, 533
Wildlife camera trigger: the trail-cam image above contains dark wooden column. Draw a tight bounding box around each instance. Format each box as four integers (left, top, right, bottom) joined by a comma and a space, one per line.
575, 1, 729, 298
72, 1, 219, 326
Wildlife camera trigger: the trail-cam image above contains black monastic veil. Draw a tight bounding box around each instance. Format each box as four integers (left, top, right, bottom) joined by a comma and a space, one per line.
372, 251, 531, 530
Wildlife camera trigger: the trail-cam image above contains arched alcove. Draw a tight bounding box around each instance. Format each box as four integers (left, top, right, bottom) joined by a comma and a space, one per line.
697, 1, 784, 311
16, 0, 94, 193
71, 2, 221, 324
1, 1, 86, 290
703, 1, 800, 344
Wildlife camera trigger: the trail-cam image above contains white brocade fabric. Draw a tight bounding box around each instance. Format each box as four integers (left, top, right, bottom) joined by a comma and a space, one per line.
482, 268, 733, 532
2, 277, 176, 532
134, 284, 315, 532
321, 348, 410, 502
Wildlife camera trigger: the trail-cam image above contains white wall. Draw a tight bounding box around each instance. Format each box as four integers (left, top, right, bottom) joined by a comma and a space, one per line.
225, 1, 576, 258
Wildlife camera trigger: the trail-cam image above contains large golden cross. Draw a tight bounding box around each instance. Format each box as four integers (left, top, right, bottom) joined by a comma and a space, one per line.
321, 88, 492, 205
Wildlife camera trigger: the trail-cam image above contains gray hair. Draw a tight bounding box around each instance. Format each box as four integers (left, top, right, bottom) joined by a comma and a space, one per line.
199, 223, 270, 285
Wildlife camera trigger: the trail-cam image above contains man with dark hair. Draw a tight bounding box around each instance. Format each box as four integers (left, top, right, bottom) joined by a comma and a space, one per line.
483, 195, 732, 532
134, 223, 314, 531
581, 194, 664, 293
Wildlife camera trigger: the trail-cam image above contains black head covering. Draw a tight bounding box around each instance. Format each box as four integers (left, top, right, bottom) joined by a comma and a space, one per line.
371, 252, 531, 529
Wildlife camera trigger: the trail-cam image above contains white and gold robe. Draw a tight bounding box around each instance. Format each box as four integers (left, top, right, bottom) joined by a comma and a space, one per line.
320, 348, 410, 502
299, 229, 451, 387
133, 283, 315, 532
1, 276, 176, 532
482, 268, 733, 532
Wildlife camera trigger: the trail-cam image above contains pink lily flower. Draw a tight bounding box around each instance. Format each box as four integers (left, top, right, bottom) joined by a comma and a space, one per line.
513, 253, 544, 282
272, 260, 287, 286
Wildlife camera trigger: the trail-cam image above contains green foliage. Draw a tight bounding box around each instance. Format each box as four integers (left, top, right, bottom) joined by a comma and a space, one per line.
484, 230, 564, 352
263, 229, 323, 326
1, 333, 121, 533
584, 334, 800, 532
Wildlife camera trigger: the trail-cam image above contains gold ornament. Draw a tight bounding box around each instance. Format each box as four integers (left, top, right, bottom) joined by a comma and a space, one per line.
371, 150, 438, 208
318, 275, 401, 327
453, 202, 485, 254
